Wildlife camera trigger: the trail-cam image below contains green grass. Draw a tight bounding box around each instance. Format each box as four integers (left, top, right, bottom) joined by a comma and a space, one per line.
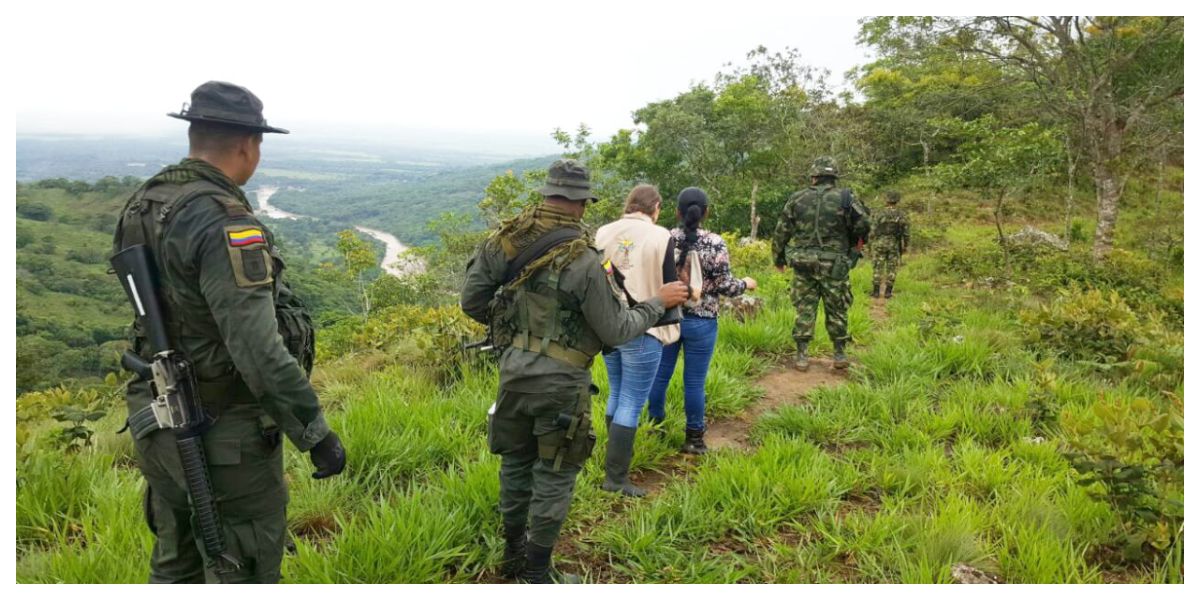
14, 219, 1181, 583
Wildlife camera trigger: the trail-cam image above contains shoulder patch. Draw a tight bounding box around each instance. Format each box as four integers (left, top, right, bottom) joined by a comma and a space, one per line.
223, 225, 273, 287
227, 227, 266, 247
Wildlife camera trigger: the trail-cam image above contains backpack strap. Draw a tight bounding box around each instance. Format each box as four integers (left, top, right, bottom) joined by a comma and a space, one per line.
503, 228, 582, 285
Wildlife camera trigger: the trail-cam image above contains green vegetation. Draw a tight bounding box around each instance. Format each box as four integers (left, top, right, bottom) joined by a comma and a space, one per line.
14, 16, 1183, 584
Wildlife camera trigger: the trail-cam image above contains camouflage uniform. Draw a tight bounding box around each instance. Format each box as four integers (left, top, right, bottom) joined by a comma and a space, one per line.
460, 160, 665, 583
870, 194, 909, 297
111, 83, 336, 583
771, 157, 870, 366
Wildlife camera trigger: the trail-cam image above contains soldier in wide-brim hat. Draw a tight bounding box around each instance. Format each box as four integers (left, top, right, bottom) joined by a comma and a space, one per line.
114, 81, 345, 584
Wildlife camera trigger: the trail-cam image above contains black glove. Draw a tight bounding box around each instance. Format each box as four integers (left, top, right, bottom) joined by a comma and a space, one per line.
309, 431, 346, 479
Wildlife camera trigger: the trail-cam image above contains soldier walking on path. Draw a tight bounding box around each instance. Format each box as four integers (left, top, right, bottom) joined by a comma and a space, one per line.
111, 82, 346, 583
870, 190, 910, 299
460, 159, 689, 583
771, 156, 870, 372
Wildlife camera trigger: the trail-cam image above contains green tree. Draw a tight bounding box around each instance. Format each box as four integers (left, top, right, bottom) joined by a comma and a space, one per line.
335, 230, 378, 320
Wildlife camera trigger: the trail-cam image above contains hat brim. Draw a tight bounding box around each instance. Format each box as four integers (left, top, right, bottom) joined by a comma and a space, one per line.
538, 183, 598, 202
168, 112, 289, 134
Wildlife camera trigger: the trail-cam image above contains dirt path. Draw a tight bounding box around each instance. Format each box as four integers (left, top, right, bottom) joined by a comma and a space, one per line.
546, 298, 892, 582
705, 361, 848, 451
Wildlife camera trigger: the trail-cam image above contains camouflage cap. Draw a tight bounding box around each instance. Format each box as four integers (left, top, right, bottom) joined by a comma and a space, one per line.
809, 156, 839, 178
538, 159, 599, 202
885, 190, 901, 204
168, 81, 289, 134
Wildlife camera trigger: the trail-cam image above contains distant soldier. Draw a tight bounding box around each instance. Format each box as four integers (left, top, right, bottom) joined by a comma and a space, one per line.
870, 191, 910, 299
112, 81, 345, 583
461, 159, 688, 583
771, 156, 870, 371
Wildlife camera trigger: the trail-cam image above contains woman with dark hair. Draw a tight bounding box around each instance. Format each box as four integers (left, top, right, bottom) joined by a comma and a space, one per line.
647, 187, 756, 454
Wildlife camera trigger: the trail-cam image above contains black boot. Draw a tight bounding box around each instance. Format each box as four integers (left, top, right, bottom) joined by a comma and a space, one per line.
832, 340, 849, 370
519, 542, 580, 584
499, 522, 526, 579
870, 282, 881, 298
681, 427, 708, 455
602, 424, 647, 497
884, 283, 893, 299
793, 342, 810, 372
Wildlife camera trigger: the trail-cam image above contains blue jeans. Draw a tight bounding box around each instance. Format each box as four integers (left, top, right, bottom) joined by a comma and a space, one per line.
603, 334, 664, 428
648, 315, 718, 430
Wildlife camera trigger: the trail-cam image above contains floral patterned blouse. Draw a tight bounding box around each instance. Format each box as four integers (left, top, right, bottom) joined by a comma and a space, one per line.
670, 228, 748, 319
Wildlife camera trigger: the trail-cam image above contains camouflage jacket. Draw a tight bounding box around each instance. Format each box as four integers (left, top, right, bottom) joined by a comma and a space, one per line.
771, 183, 870, 268
870, 206, 910, 253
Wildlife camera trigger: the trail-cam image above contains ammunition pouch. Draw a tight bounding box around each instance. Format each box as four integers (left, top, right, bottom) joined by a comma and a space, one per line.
790, 250, 850, 279
536, 385, 598, 470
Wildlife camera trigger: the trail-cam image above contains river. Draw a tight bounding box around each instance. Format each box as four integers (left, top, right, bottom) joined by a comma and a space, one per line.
254, 185, 424, 277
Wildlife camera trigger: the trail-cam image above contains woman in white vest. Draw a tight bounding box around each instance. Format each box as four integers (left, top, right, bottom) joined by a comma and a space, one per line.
594, 184, 680, 497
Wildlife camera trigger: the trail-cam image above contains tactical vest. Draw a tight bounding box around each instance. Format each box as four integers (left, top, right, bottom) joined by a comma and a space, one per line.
489, 245, 602, 369
111, 179, 316, 382
873, 207, 906, 239
788, 186, 856, 260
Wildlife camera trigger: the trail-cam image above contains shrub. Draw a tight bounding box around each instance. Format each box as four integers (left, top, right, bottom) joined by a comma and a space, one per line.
1020, 287, 1141, 364
1060, 393, 1183, 563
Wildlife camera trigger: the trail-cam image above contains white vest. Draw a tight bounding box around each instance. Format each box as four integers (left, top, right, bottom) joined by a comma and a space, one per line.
596, 212, 680, 345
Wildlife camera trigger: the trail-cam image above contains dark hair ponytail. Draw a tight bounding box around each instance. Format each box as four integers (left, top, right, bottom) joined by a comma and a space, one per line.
676, 187, 709, 267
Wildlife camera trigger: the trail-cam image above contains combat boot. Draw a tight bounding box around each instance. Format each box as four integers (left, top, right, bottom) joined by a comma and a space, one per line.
832, 340, 850, 370
870, 282, 881, 298
884, 284, 894, 299
519, 542, 580, 584
793, 344, 810, 372
681, 427, 708, 455
499, 522, 527, 580
602, 424, 647, 497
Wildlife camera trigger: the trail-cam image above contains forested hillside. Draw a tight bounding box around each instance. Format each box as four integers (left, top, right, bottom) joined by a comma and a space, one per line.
15, 16, 1183, 584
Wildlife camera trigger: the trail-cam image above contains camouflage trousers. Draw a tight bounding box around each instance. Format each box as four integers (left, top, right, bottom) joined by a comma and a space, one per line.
789, 262, 853, 347
488, 385, 597, 548
129, 382, 289, 584
871, 247, 902, 289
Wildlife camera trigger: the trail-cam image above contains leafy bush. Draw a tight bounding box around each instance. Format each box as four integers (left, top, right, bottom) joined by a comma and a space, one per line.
1061, 393, 1183, 562
317, 304, 484, 381
1020, 287, 1141, 364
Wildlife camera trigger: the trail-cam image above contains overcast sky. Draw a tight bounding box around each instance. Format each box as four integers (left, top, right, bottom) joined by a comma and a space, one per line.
13, 1, 872, 152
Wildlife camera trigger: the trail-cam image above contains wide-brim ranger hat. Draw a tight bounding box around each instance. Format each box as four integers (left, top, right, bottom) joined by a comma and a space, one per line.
537, 158, 599, 202
168, 81, 289, 134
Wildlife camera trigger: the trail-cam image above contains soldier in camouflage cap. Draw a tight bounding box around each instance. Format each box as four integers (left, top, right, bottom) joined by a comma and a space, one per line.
772, 156, 870, 371
869, 191, 910, 299
462, 159, 688, 583
113, 81, 345, 583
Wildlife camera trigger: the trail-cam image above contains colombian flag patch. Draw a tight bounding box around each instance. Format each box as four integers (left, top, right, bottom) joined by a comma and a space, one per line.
227, 228, 265, 247
602, 259, 613, 275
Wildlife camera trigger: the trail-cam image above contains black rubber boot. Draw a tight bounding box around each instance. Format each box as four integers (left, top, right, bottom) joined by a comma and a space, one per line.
832, 340, 849, 370
499, 522, 526, 580
602, 424, 647, 497
681, 427, 708, 455
870, 282, 881, 298
884, 283, 893, 299
519, 542, 580, 584
793, 343, 810, 372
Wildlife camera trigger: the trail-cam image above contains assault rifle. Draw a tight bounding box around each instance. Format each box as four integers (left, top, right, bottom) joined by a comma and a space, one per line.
111, 245, 242, 578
